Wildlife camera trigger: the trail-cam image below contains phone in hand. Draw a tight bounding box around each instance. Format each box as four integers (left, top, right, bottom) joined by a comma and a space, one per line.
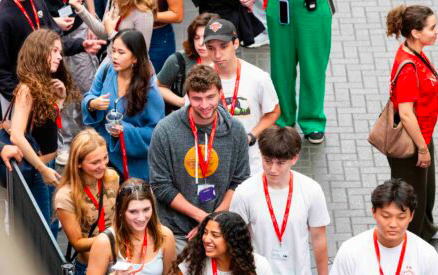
279, 0, 289, 25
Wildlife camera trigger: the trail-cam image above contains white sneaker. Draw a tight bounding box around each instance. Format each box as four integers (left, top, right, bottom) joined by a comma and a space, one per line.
248, 32, 270, 48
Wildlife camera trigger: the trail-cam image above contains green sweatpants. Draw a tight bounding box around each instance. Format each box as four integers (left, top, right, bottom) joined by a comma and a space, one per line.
267, 0, 332, 134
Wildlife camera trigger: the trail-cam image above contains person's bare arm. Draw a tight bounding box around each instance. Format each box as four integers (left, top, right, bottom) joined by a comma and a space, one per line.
310, 226, 328, 275
157, 81, 185, 107
249, 104, 280, 139
170, 193, 208, 223
214, 189, 234, 212
155, 0, 183, 24
58, 209, 96, 252
84, 0, 96, 17
161, 226, 176, 275
86, 233, 112, 275
398, 102, 430, 167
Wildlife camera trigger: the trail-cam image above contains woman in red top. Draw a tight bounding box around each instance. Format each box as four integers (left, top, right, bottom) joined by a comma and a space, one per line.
386, 5, 438, 242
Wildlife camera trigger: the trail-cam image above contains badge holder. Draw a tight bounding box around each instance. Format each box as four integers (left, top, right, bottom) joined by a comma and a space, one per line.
271, 244, 289, 261
58, 5, 73, 17
198, 183, 216, 203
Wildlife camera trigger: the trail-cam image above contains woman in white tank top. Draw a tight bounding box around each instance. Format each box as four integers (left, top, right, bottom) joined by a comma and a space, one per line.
86, 178, 176, 275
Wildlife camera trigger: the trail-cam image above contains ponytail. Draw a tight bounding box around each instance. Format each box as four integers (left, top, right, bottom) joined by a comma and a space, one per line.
386, 5, 433, 39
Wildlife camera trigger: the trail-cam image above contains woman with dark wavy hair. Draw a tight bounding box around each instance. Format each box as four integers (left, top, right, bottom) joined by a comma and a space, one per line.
10, 29, 76, 233
82, 29, 164, 181
87, 178, 175, 275
171, 211, 273, 275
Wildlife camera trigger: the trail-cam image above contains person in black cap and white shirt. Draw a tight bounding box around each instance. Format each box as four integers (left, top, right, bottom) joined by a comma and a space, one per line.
204, 18, 280, 175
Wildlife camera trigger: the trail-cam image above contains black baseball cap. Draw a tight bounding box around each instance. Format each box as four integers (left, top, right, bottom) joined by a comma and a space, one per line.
204, 18, 238, 43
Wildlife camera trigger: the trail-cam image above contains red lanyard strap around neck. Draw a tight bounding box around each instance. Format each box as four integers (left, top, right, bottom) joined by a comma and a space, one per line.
54, 103, 62, 129
263, 171, 293, 245
188, 108, 218, 178
119, 129, 129, 180
125, 231, 148, 275
373, 229, 407, 275
211, 258, 218, 275
14, 0, 40, 31
219, 59, 241, 116
83, 180, 106, 232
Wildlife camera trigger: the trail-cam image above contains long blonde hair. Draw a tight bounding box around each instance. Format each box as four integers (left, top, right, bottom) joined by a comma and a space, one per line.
57, 128, 109, 223
117, 0, 156, 19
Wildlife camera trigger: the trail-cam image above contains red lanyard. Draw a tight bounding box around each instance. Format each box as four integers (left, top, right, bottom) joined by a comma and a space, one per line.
263, 0, 267, 10
14, 0, 40, 31
188, 108, 217, 178
54, 103, 62, 129
83, 180, 105, 232
218, 60, 241, 116
119, 130, 129, 181
211, 258, 218, 275
197, 57, 201, 64
115, 16, 125, 31
373, 229, 407, 275
263, 171, 293, 245
125, 231, 148, 275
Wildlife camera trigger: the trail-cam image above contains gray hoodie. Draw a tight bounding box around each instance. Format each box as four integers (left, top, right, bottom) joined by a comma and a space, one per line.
148, 105, 250, 236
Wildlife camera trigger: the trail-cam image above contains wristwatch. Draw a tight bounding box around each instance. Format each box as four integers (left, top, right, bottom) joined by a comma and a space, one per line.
87, 100, 94, 112
247, 133, 256, 146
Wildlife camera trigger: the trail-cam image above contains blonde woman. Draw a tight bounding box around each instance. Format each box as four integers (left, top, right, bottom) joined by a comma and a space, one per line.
54, 128, 119, 275
87, 178, 175, 275
69, 0, 155, 56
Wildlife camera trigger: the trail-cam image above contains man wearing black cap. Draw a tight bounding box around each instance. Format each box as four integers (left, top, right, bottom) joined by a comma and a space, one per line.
204, 18, 280, 175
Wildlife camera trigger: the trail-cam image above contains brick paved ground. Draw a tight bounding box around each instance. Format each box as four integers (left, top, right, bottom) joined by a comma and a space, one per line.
3, 0, 438, 273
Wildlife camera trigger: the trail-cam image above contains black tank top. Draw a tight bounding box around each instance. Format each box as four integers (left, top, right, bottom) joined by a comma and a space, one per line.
31, 117, 58, 155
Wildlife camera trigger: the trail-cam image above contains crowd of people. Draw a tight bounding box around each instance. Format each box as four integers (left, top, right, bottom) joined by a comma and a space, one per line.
1, 0, 438, 274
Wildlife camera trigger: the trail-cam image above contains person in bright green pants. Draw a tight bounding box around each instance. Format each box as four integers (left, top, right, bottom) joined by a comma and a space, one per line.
266, 0, 335, 143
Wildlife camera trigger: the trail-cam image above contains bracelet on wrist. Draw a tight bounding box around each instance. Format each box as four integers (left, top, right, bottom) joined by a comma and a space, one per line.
87, 100, 95, 112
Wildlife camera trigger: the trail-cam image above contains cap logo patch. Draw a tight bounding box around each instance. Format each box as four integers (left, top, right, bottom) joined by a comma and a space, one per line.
209, 22, 223, 32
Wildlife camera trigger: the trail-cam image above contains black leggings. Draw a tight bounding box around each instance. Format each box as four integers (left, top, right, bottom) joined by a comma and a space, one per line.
387, 140, 438, 242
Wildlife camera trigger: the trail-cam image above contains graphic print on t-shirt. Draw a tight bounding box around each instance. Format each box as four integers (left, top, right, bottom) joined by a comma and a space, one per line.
184, 145, 219, 178
222, 96, 251, 116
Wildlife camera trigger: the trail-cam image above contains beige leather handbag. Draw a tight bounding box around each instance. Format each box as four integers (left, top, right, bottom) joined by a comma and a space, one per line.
368, 60, 419, 158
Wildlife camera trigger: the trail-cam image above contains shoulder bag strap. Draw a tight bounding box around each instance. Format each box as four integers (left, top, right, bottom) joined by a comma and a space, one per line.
390, 60, 419, 97
67, 183, 106, 261
103, 228, 117, 263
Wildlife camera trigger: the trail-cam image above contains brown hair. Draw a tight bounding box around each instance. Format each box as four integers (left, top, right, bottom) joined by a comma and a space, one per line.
114, 178, 164, 257
183, 13, 219, 60
116, 0, 156, 20
184, 65, 222, 94
15, 29, 76, 126
258, 126, 301, 160
386, 5, 434, 39
57, 128, 111, 225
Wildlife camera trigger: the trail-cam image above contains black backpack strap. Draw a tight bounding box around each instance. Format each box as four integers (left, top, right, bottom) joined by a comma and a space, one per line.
175, 52, 186, 96
103, 228, 117, 263
66, 183, 106, 262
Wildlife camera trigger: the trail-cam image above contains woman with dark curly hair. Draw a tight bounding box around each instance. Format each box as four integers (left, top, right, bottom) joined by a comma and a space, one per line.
82, 29, 164, 181
171, 211, 273, 275
157, 12, 218, 112
10, 29, 76, 231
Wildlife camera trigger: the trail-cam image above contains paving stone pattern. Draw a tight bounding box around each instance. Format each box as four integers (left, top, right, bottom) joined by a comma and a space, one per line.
174, 0, 438, 263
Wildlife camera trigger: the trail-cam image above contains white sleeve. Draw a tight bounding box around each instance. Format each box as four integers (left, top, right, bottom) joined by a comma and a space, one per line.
229, 186, 250, 224
330, 244, 353, 275
255, 254, 274, 275
308, 182, 330, 227
259, 71, 279, 114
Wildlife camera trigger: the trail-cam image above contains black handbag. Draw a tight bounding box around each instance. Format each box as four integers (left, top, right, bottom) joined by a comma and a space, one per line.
0, 98, 40, 187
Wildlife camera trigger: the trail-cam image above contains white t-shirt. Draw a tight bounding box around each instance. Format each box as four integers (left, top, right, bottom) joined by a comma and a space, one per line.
178, 253, 273, 275
330, 229, 438, 275
220, 59, 279, 175
230, 170, 330, 275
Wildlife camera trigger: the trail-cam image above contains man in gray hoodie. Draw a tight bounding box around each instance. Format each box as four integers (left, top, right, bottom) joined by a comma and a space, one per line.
149, 65, 250, 253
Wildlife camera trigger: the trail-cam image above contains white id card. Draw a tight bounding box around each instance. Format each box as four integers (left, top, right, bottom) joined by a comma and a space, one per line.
58, 5, 73, 18
271, 248, 289, 261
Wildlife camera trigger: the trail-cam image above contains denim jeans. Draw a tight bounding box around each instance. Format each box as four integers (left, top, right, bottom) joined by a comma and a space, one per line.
28, 159, 59, 239
74, 259, 88, 275
149, 24, 176, 73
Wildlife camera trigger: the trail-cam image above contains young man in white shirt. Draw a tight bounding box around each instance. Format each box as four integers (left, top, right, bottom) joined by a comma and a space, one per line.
204, 18, 281, 175
330, 179, 438, 275
230, 125, 330, 275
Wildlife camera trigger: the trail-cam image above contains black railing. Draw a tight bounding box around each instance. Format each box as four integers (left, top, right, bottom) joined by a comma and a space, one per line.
7, 160, 74, 275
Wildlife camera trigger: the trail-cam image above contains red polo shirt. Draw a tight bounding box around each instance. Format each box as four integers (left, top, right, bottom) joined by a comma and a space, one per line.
390, 45, 438, 145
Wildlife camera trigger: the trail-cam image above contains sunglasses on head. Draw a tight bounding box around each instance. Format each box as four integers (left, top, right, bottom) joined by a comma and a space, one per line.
118, 180, 151, 196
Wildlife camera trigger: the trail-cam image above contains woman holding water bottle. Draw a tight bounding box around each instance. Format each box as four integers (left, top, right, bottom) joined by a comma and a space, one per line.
82, 29, 164, 181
